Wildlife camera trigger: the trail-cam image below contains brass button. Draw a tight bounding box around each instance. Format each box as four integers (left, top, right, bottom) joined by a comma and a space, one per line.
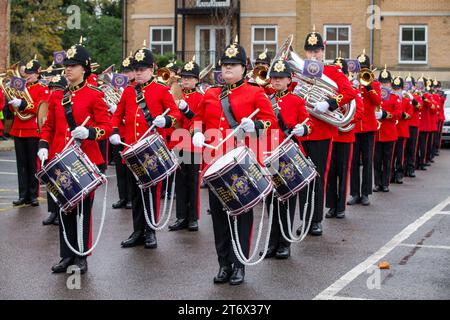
137, 133, 140, 136
221, 117, 225, 121
220, 127, 223, 131
136, 123, 139, 127
137, 114, 140, 117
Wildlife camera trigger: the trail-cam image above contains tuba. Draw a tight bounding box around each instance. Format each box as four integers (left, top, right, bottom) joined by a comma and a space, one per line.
96, 65, 123, 111
0, 63, 35, 121
272, 35, 356, 132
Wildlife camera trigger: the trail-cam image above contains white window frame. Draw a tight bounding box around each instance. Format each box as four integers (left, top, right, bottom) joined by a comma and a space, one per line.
196, 0, 230, 7
195, 25, 231, 66
323, 25, 352, 63
149, 26, 174, 55
251, 25, 278, 62
398, 25, 428, 64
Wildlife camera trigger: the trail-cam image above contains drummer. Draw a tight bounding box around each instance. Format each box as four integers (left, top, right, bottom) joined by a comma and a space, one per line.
191, 38, 278, 285
109, 45, 181, 249
262, 58, 312, 259
37, 42, 112, 274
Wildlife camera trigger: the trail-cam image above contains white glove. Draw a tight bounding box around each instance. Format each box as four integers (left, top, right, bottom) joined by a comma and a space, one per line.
178, 100, 189, 113
375, 110, 383, 120
192, 132, 205, 148
292, 124, 306, 137
37, 148, 48, 162
153, 115, 166, 128
71, 126, 89, 140
107, 102, 117, 114
312, 101, 330, 114
9, 98, 22, 108
109, 134, 121, 145
240, 117, 255, 133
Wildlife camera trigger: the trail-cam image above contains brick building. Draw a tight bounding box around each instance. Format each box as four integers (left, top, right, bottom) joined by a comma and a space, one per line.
0, 1, 10, 73
124, 0, 450, 85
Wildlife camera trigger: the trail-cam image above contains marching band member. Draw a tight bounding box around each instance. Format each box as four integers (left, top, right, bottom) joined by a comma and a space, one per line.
426, 79, 438, 165
191, 39, 278, 285
9, 56, 49, 207
111, 54, 135, 210
296, 30, 356, 236
263, 58, 312, 259
404, 76, 422, 178
326, 58, 363, 219
373, 67, 401, 192
391, 76, 411, 184
431, 79, 443, 158
0, 87, 5, 139
109, 46, 181, 249
348, 50, 381, 206
38, 43, 112, 274
168, 57, 203, 232
41, 74, 67, 226
416, 76, 430, 170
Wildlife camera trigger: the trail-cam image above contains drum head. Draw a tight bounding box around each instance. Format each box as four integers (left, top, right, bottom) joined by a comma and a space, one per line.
122, 133, 159, 157
204, 146, 246, 178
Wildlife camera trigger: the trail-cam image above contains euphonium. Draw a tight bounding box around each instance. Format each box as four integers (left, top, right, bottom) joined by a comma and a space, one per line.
358, 68, 375, 87
0, 64, 35, 121
96, 69, 123, 111
272, 35, 356, 131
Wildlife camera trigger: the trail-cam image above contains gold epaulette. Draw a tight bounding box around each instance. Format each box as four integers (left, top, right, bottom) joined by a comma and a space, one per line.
87, 84, 103, 92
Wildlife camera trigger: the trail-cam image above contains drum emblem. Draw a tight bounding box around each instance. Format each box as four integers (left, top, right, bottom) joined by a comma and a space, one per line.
55, 168, 73, 190
143, 153, 158, 171
280, 161, 295, 181
231, 174, 250, 196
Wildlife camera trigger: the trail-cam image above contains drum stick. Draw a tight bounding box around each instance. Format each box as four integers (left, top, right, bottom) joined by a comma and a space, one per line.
214, 108, 260, 150
263, 117, 309, 155
62, 116, 91, 151
138, 108, 170, 143
119, 141, 132, 148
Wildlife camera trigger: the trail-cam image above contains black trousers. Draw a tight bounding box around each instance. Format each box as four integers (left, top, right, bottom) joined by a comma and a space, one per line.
265, 194, 296, 249
350, 132, 375, 198
326, 142, 352, 213
405, 126, 419, 173
97, 140, 108, 173
208, 189, 253, 268
175, 151, 201, 222
58, 193, 93, 258
417, 131, 429, 167
426, 131, 435, 162
298, 139, 332, 223
130, 174, 159, 235
113, 142, 132, 202
13, 136, 39, 200
374, 141, 395, 188
392, 137, 406, 180
433, 128, 441, 155
47, 191, 57, 214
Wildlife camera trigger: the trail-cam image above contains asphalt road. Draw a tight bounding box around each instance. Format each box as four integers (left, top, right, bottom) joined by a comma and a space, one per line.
0, 145, 449, 300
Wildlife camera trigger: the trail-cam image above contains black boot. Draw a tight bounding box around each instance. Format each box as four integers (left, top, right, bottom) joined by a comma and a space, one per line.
347, 196, 361, 205
168, 218, 188, 231
42, 212, 57, 225
373, 185, 382, 192
309, 222, 323, 236
112, 199, 126, 209
260, 245, 277, 258
74, 256, 88, 274
13, 198, 27, 206
121, 231, 144, 248
213, 265, 233, 284
229, 266, 245, 285
360, 195, 370, 206
51, 257, 74, 273
325, 208, 336, 218
144, 230, 157, 249
275, 244, 290, 259
188, 220, 199, 231
53, 214, 60, 225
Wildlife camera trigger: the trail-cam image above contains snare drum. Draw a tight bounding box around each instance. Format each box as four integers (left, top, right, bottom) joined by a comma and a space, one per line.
121, 133, 178, 188
264, 139, 317, 202
36, 144, 106, 213
203, 146, 273, 216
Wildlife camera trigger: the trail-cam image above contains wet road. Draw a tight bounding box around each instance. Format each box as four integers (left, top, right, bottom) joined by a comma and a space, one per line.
0, 146, 449, 300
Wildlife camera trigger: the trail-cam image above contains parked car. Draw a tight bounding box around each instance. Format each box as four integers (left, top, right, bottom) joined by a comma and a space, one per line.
441, 90, 450, 147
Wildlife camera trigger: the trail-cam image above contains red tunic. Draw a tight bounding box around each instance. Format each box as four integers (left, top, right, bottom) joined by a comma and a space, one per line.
334, 88, 364, 143
377, 93, 402, 142
9, 82, 49, 138
39, 82, 113, 165
354, 80, 381, 133
409, 93, 422, 128
396, 96, 412, 138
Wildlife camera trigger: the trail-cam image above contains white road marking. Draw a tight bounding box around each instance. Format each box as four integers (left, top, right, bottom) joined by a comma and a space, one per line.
0, 172, 17, 175
399, 243, 450, 250
0, 159, 16, 163
314, 196, 450, 300
323, 295, 371, 300
436, 211, 450, 215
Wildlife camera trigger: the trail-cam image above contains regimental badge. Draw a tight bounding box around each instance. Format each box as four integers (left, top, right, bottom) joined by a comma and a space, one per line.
166, 62, 174, 69
308, 33, 318, 46
135, 49, 145, 62
358, 55, 366, 63
273, 60, 286, 73
55, 168, 73, 190
406, 76, 412, 82
381, 86, 391, 101
280, 161, 295, 181
381, 70, 389, 79
433, 79, 438, 86
405, 81, 413, 91
10, 76, 26, 91
346, 59, 361, 73
184, 61, 194, 71
394, 77, 401, 86
53, 51, 66, 64
426, 79, 432, 87
26, 60, 34, 69
112, 73, 128, 89
122, 57, 130, 68
335, 58, 343, 68
143, 153, 158, 172
258, 51, 267, 60
225, 44, 239, 58
66, 46, 77, 59
303, 59, 323, 78
231, 174, 250, 196
51, 75, 61, 83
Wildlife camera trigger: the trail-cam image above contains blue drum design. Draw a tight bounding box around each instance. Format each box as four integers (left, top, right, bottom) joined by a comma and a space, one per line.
36, 144, 106, 213
264, 139, 317, 202
203, 146, 273, 216
121, 133, 178, 189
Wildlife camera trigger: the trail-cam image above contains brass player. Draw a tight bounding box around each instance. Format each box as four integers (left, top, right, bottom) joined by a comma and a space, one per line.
404, 75, 422, 178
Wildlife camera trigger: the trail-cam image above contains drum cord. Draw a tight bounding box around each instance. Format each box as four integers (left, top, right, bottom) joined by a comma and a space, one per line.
279, 178, 316, 243
60, 179, 108, 257
141, 173, 176, 231
229, 193, 275, 266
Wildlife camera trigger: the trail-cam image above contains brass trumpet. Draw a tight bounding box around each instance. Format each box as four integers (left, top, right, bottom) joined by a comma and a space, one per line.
247, 65, 270, 87
358, 68, 375, 87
